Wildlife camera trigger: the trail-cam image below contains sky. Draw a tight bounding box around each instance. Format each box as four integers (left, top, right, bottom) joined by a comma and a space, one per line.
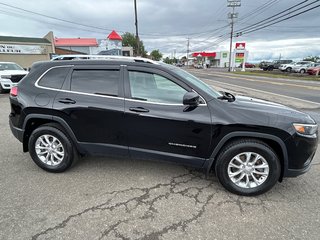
0, 0, 319, 62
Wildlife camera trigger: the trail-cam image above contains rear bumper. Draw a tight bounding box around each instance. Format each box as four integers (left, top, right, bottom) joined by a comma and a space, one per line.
9, 119, 24, 142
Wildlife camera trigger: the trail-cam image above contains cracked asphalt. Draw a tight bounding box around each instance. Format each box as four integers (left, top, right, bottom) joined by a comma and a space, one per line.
0, 93, 319, 240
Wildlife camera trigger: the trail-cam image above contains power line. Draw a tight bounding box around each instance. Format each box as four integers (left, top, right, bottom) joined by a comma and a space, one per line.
240, 3, 320, 35
0, 2, 231, 38
236, 0, 315, 33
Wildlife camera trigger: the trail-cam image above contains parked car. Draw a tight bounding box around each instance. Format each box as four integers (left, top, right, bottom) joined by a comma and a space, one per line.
307, 63, 320, 75
292, 61, 314, 74
0, 62, 28, 93
9, 56, 318, 196
279, 61, 312, 72
194, 64, 203, 69
260, 60, 292, 71
240, 62, 255, 68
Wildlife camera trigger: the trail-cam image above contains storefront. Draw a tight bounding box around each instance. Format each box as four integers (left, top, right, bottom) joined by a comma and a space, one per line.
0, 32, 55, 68
191, 51, 230, 68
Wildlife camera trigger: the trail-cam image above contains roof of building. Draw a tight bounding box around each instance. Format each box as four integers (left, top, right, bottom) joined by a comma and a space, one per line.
54, 38, 98, 47
107, 30, 122, 41
192, 52, 216, 57
0, 36, 51, 44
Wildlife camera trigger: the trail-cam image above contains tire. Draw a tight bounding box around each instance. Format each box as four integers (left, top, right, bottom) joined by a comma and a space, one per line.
215, 139, 281, 196
299, 69, 306, 74
28, 124, 76, 172
286, 67, 292, 72
268, 66, 273, 71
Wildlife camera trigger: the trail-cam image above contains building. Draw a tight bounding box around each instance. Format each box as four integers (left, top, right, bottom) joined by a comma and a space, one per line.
0, 31, 55, 68
191, 51, 230, 68
54, 38, 98, 55
54, 30, 133, 57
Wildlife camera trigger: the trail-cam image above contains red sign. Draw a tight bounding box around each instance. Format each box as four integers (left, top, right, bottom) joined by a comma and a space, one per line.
235, 42, 246, 49
236, 53, 244, 57
192, 52, 216, 57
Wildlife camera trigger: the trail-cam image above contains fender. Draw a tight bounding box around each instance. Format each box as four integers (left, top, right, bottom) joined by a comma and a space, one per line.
22, 114, 85, 154
204, 131, 288, 179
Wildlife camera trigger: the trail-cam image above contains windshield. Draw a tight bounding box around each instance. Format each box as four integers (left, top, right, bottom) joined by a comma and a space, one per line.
162, 64, 222, 98
0, 63, 24, 71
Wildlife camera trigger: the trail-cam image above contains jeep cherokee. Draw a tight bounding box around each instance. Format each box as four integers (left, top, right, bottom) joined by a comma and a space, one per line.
9, 56, 318, 196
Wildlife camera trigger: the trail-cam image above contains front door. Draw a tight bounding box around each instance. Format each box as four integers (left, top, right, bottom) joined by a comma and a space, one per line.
124, 66, 212, 167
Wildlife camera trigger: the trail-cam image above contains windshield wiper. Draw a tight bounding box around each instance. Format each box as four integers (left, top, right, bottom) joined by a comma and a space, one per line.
217, 91, 236, 102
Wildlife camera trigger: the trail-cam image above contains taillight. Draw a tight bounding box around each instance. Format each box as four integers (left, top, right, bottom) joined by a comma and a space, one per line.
10, 86, 18, 97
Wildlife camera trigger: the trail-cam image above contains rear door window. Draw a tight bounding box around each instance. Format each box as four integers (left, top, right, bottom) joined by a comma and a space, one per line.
71, 69, 120, 97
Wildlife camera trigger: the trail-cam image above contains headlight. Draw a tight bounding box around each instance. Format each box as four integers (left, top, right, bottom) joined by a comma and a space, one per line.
0, 75, 11, 79
293, 123, 318, 136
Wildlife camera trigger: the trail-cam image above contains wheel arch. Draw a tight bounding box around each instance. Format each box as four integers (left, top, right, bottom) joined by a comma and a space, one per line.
22, 114, 84, 154
205, 132, 288, 181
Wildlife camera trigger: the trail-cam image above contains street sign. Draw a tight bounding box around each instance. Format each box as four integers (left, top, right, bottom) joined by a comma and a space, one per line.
235, 42, 246, 49
227, 2, 241, 7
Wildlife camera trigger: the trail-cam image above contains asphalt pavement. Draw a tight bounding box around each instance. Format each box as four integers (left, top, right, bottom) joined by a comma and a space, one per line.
0, 77, 320, 240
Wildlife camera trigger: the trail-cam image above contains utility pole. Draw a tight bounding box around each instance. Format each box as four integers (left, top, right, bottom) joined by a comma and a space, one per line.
227, 0, 241, 72
186, 38, 190, 68
134, 0, 140, 56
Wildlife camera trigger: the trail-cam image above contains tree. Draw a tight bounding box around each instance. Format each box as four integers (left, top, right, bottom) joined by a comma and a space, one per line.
121, 32, 147, 57
150, 49, 163, 61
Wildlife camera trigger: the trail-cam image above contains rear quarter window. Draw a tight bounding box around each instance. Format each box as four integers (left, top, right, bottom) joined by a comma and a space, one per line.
38, 67, 71, 89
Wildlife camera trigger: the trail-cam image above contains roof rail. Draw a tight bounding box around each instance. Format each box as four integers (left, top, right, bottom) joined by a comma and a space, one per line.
51, 55, 159, 65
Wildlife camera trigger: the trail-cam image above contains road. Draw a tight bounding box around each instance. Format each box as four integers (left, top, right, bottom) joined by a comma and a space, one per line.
0, 73, 320, 240
188, 68, 320, 124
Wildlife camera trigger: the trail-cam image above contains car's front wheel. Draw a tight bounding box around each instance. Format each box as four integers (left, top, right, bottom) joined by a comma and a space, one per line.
215, 139, 281, 196
0, 85, 5, 94
28, 124, 76, 172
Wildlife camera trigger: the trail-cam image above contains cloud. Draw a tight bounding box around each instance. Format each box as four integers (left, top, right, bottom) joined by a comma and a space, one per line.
0, 0, 319, 61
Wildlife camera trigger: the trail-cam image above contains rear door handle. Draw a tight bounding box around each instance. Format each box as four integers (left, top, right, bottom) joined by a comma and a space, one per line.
58, 98, 76, 104
129, 107, 149, 113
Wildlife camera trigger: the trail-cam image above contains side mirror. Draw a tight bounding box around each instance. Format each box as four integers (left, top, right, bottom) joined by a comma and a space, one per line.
183, 92, 200, 106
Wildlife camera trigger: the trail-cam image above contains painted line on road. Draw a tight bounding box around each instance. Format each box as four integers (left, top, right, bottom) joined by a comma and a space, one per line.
202, 78, 320, 107
190, 70, 320, 91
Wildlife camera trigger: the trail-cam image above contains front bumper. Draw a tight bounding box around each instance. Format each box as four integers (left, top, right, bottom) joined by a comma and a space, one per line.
283, 132, 318, 177
9, 119, 24, 142
0, 80, 17, 90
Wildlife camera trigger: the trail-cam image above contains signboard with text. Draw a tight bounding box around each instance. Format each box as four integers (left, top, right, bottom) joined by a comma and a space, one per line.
0, 44, 47, 54
235, 52, 244, 63
235, 42, 246, 49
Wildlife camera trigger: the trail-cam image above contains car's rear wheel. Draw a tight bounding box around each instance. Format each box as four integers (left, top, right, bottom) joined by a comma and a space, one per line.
28, 125, 76, 172
286, 67, 292, 72
215, 139, 281, 196
300, 69, 306, 74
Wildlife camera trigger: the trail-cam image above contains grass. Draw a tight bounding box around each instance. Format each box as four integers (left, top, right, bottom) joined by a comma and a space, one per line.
231, 70, 320, 81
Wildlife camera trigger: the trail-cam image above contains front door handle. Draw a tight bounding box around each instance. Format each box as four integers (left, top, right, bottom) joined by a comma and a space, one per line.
58, 98, 76, 104
129, 107, 149, 113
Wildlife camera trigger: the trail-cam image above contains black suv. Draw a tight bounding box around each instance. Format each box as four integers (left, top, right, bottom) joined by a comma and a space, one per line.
9, 56, 318, 196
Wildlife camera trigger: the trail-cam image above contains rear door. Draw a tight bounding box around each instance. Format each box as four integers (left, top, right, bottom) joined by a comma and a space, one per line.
53, 65, 127, 156
123, 66, 212, 167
